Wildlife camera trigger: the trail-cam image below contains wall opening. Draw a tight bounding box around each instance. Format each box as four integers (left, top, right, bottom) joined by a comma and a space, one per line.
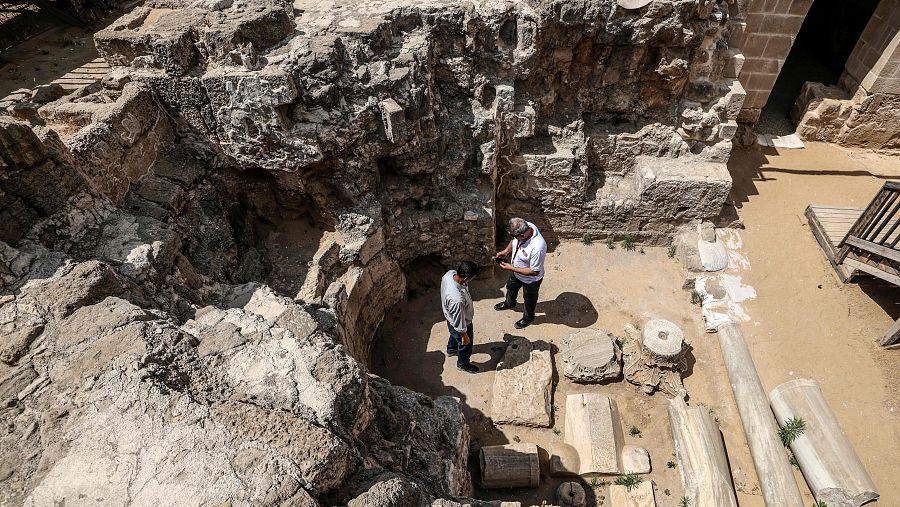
757, 0, 880, 134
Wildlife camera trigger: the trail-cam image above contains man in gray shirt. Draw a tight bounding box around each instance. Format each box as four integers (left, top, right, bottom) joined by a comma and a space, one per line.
441, 261, 480, 373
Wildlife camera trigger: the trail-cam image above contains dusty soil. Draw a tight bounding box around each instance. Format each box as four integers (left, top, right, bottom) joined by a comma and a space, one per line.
374, 244, 740, 506
728, 141, 900, 506
375, 141, 900, 506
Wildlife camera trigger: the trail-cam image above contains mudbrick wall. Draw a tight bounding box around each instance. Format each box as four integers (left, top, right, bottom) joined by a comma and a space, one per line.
0, 0, 746, 504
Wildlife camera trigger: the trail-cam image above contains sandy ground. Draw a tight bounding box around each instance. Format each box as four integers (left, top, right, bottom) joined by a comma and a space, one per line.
375, 141, 900, 506
728, 141, 900, 505
374, 245, 744, 506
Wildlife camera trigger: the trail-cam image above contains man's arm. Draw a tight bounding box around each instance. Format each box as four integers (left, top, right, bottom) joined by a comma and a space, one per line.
447, 300, 470, 345
499, 263, 539, 276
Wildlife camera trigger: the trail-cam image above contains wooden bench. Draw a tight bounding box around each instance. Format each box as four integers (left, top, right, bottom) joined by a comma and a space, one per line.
807, 181, 900, 347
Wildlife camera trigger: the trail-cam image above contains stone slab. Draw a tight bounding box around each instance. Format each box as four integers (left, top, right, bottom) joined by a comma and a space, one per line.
492, 336, 553, 427
620, 445, 651, 474
564, 393, 624, 474
610, 480, 656, 507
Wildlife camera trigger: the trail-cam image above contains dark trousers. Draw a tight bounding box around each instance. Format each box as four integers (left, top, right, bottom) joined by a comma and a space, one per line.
505, 274, 543, 321
446, 322, 474, 367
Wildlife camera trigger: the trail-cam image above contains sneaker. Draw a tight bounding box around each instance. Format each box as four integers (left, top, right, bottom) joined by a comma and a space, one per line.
446, 350, 458, 357
457, 363, 479, 374
494, 301, 515, 311
514, 317, 533, 329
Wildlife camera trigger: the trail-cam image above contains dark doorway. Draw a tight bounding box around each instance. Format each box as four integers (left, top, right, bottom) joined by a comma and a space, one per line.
757, 0, 880, 135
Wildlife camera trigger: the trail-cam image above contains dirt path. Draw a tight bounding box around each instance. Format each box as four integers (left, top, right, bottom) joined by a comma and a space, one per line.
728, 141, 900, 506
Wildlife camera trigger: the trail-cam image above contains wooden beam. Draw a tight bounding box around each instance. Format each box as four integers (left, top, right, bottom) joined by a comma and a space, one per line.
838, 188, 892, 262
844, 236, 900, 264
842, 258, 900, 286
878, 318, 900, 347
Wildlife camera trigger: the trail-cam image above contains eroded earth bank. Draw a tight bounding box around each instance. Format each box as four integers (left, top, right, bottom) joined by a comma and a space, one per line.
0, 0, 748, 504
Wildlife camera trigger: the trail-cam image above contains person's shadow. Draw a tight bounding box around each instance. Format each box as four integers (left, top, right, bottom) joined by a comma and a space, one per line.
533, 291, 598, 327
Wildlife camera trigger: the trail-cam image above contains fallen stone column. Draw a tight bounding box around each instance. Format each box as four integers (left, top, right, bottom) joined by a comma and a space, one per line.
717, 321, 804, 507
480, 443, 540, 489
564, 393, 624, 474
667, 394, 738, 507
769, 379, 879, 507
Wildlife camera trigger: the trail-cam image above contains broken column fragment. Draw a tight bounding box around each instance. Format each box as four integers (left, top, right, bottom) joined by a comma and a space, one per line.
564, 393, 624, 474
717, 322, 804, 507
620, 445, 651, 474
480, 443, 540, 489
556, 481, 586, 507
491, 336, 553, 427
769, 379, 878, 507
561, 329, 622, 383
622, 320, 687, 396
667, 394, 738, 507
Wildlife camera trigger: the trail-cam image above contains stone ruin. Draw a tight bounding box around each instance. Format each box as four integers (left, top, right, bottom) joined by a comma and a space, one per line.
0, 0, 749, 504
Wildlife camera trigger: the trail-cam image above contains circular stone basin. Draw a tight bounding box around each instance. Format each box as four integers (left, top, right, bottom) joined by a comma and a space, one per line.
642, 319, 684, 356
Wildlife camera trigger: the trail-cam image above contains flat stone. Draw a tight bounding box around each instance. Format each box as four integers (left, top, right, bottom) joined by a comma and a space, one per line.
560, 329, 621, 383
617, 0, 653, 9
621, 445, 651, 474
564, 393, 624, 474
610, 480, 656, 507
491, 336, 553, 427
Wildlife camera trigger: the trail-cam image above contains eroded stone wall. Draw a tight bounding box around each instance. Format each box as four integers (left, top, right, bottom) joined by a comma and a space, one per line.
0, 0, 748, 504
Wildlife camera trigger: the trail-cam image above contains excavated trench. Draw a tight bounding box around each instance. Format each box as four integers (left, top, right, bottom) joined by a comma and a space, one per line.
0, 0, 747, 504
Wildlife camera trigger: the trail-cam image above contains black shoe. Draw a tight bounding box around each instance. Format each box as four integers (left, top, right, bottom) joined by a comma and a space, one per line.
457, 363, 479, 373
494, 302, 515, 311
446, 350, 458, 357
514, 318, 533, 329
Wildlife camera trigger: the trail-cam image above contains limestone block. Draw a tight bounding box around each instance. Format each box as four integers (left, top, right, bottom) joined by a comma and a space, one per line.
722, 80, 746, 120
557, 482, 586, 507
509, 105, 536, 138
492, 336, 553, 427
549, 442, 580, 476
724, 50, 745, 79
380, 98, 406, 143
718, 120, 738, 140
621, 445, 651, 474
609, 480, 656, 507
560, 329, 622, 383
564, 393, 624, 474
523, 150, 575, 178
635, 156, 732, 222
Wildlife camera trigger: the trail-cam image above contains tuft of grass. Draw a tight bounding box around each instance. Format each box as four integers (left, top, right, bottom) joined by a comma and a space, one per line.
639, 246, 645, 254
680, 497, 691, 507
666, 460, 676, 469
614, 473, 641, 491
552, 427, 561, 435
629, 425, 641, 437
622, 234, 636, 251
512, 435, 521, 443
582, 233, 593, 245
789, 452, 800, 469
615, 336, 625, 349
779, 417, 806, 447
589, 477, 600, 489
606, 235, 615, 249
664, 488, 671, 496
667, 243, 677, 258
813, 501, 827, 507
690, 289, 705, 305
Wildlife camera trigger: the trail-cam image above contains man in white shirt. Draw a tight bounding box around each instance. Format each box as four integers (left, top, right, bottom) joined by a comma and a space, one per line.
494, 217, 547, 329
440, 261, 480, 373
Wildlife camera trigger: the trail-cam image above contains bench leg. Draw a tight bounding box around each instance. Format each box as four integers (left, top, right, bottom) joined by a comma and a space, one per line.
879, 317, 900, 347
